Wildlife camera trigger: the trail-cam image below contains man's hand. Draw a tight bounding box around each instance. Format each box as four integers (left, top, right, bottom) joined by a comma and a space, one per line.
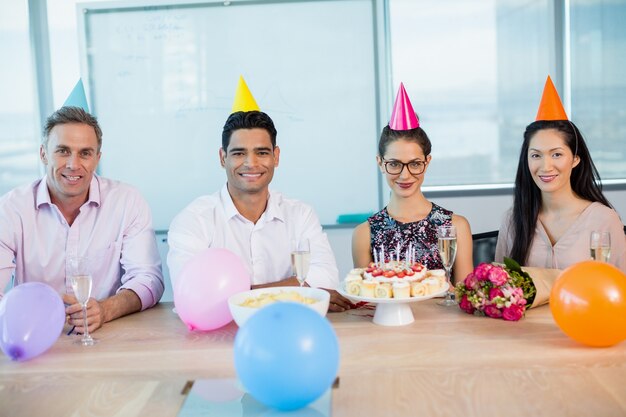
62, 289, 141, 334
322, 289, 354, 312
63, 293, 105, 334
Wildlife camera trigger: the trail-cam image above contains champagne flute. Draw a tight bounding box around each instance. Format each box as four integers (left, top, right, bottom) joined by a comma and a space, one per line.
590, 231, 611, 263
291, 238, 311, 287
68, 257, 96, 346
437, 225, 457, 306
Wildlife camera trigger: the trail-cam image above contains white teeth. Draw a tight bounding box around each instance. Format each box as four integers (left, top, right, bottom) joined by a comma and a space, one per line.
66, 176, 80, 181
241, 173, 261, 177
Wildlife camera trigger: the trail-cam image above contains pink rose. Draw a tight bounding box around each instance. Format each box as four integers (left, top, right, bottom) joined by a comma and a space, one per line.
509, 287, 525, 305
489, 287, 504, 301
502, 304, 524, 321
487, 267, 509, 286
474, 263, 492, 281
464, 273, 478, 290
459, 295, 475, 314
484, 305, 502, 319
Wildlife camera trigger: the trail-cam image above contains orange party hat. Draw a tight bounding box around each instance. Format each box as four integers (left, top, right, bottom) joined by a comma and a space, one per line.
535, 76, 568, 121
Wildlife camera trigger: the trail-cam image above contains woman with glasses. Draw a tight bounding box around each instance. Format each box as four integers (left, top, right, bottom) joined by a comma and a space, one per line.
351, 84, 473, 283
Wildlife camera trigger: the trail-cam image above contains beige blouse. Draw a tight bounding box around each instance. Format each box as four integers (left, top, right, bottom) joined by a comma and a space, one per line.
495, 202, 626, 273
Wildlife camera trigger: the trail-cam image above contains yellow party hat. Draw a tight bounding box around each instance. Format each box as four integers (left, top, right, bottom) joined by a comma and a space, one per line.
231, 76, 260, 113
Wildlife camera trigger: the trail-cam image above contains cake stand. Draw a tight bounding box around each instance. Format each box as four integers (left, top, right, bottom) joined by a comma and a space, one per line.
338, 283, 449, 326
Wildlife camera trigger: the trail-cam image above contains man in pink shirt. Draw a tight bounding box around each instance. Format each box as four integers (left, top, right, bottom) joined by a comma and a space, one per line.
0, 107, 164, 333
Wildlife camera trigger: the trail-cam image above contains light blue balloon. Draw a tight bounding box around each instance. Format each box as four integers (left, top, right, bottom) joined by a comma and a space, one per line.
234, 302, 339, 411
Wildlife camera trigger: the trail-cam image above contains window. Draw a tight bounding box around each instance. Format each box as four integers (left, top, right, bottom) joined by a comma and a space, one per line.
389, 0, 625, 187
0, 2, 40, 196
47, 0, 84, 108
570, 0, 626, 180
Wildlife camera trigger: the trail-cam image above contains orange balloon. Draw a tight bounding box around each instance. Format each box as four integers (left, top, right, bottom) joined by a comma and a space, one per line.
550, 261, 626, 347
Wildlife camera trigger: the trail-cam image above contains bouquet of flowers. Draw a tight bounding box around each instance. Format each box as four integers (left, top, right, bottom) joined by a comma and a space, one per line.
455, 258, 561, 321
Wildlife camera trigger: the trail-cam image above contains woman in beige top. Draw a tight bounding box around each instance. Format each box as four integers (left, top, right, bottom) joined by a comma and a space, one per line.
495, 120, 625, 272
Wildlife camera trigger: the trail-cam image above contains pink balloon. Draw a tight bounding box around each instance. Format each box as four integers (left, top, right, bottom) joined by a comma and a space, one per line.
174, 248, 250, 331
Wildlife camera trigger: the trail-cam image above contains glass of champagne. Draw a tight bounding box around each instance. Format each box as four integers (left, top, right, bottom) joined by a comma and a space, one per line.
437, 225, 457, 306
291, 238, 311, 287
68, 257, 96, 346
590, 231, 611, 263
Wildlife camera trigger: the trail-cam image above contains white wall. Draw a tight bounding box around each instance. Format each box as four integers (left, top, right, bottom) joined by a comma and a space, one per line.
157, 189, 626, 302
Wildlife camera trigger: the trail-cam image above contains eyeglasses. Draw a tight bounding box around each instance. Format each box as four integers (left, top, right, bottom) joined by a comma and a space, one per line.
381, 158, 427, 175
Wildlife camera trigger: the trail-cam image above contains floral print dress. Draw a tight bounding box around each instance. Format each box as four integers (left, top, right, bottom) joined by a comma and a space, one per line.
368, 204, 453, 270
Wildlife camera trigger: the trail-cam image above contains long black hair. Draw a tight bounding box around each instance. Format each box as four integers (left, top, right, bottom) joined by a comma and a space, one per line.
509, 120, 612, 264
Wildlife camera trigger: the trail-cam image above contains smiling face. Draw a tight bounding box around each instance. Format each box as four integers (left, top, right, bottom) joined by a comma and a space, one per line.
219, 128, 280, 197
378, 138, 430, 198
527, 128, 580, 195
40, 122, 101, 207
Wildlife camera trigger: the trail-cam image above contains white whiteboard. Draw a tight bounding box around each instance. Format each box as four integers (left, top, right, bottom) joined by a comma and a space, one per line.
78, 0, 382, 229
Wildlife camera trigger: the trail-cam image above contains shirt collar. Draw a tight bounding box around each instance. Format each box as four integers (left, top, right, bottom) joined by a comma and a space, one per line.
35, 175, 101, 209
220, 184, 240, 220
220, 183, 285, 223
35, 177, 52, 208
87, 175, 101, 206
264, 190, 284, 223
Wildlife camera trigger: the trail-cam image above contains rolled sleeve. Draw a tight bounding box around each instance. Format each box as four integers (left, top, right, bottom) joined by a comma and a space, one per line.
119, 275, 160, 310
118, 194, 164, 310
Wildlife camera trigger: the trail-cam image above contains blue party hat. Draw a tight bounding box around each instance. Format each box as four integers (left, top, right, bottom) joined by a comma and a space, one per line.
63, 79, 89, 112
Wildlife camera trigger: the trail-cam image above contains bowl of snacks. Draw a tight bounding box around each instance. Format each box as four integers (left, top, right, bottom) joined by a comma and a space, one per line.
228, 287, 330, 327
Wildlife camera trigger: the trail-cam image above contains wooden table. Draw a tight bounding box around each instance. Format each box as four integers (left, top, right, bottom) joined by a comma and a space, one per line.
2, 301, 625, 416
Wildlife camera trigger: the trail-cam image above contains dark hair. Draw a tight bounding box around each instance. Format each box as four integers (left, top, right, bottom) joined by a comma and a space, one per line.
43, 106, 103, 151
509, 120, 612, 264
378, 124, 432, 157
221, 111, 277, 151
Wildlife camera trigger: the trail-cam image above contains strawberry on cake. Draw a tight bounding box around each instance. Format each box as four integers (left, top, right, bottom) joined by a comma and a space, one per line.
363, 261, 427, 283
343, 262, 447, 299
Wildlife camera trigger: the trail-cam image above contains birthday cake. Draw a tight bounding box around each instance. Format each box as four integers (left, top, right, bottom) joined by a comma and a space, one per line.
344, 261, 447, 299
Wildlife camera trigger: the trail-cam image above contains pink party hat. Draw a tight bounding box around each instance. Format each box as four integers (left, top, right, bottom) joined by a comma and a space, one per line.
389, 83, 419, 130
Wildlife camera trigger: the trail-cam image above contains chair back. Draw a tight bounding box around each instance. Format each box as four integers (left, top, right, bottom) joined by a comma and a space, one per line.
472, 231, 499, 267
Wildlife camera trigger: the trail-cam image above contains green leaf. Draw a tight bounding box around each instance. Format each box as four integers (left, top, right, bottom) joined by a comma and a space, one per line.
503, 256, 522, 273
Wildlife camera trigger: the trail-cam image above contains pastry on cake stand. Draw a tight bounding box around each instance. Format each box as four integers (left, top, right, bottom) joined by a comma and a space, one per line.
338, 283, 448, 326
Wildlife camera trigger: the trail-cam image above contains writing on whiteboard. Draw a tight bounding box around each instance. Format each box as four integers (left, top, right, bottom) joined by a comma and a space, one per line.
115, 13, 188, 41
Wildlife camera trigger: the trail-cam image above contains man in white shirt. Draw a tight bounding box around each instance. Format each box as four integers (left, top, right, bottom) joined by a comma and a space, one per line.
167, 110, 352, 312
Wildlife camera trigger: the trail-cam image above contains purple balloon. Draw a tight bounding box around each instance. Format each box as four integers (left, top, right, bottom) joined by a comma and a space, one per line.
0, 282, 65, 361
174, 248, 250, 331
